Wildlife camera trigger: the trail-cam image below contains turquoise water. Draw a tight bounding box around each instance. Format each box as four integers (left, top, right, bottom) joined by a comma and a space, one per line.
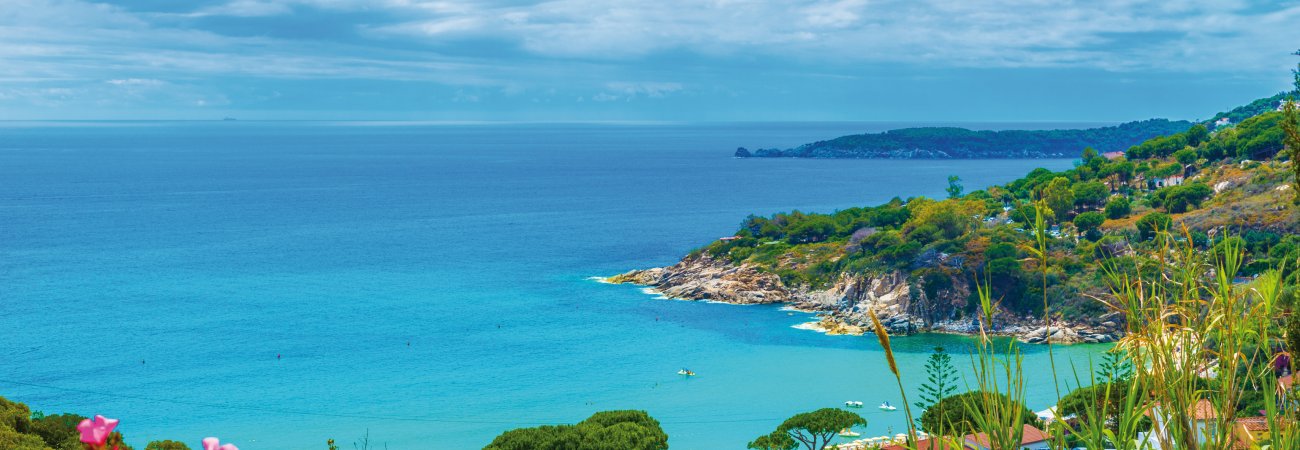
0, 122, 1104, 449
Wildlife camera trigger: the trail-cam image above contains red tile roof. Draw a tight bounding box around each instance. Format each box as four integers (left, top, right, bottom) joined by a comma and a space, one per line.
964, 424, 1050, 448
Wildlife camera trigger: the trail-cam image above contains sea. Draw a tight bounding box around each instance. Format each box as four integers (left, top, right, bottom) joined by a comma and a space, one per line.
0, 121, 1107, 449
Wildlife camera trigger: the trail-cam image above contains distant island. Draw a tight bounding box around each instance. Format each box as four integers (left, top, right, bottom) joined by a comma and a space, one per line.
735, 119, 1193, 159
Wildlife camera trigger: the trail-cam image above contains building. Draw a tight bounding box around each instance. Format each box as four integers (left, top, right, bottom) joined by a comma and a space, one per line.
1215, 117, 1232, 128
962, 424, 1051, 450
1142, 399, 1219, 448
1101, 151, 1126, 160
1232, 417, 1271, 448
1153, 175, 1185, 188
718, 236, 741, 242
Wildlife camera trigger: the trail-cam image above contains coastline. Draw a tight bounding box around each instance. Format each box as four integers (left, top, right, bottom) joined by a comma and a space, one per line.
603, 253, 1121, 344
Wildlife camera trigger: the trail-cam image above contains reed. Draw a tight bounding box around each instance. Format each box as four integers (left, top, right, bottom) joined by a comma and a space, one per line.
873, 207, 1299, 450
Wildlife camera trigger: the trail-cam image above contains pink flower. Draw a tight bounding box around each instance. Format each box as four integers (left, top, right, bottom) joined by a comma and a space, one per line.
77, 415, 119, 445
203, 437, 240, 450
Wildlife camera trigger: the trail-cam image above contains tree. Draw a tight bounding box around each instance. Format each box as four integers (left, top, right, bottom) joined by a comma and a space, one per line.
914, 346, 960, 429
1185, 124, 1209, 147
1105, 197, 1131, 219
786, 216, 837, 244
946, 175, 964, 199
747, 432, 796, 450
1173, 147, 1198, 165
1057, 381, 1134, 433
753, 408, 866, 450
1073, 212, 1105, 241
1041, 177, 1075, 221
144, 441, 191, 450
1282, 97, 1300, 205
1097, 350, 1133, 383
484, 410, 667, 450
30, 413, 85, 450
919, 392, 1037, 436
1135, 212, 1172, 241
1072, 181, 1109, 209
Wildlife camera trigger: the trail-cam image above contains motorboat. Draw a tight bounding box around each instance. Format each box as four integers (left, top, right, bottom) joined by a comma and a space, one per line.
838, 428, 860, 437
677, 369, 696, 376
844, 401, 864, 408
879, 402, 897, 411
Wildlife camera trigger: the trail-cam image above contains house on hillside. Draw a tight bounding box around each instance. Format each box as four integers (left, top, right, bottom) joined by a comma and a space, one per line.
1142, 399, 1219, 448
719, 236, 741, 242
1232, 417, 1272, 448
880, 425, 1051, 450
1215, 117, 1232, 128
962, 424, 1051, 450
1102, 151, 1126, 160
1153, 175, 1185, 188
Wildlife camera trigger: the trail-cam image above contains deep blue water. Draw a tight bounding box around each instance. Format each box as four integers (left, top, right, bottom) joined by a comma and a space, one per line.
0, 121, 1105, 449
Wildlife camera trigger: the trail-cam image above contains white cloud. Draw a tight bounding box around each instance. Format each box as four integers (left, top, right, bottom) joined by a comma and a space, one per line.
106, 78, 165, 86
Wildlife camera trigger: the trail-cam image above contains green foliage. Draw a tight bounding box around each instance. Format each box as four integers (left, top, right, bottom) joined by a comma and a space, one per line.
1185, 124, 1209, 147
918, 392, 1036, 436
29, 414, 84, 450
1206, 92, 1289, 125
1073, 212, 1105, 241
1281, 98, 1300, 204
1135, 212, 1172, 241
946, 175, 964, 199
746, 432, 796, 450
145, 441, 192, 450
1173, 147, 1198, 165
1236, 112, 1288, 159
1041, 177, 1075, 221
1127, 133, 1187, 160
1151, 182, 1213, 213
754, 408, 866, 450
1104, 196, 1131, 219
913, 346, 960, 429
1071, 181, 1109, 209
484, 410, 668, 450
1097, 351, 1133, 382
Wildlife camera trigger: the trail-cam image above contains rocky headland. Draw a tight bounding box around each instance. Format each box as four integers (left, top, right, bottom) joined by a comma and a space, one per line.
606, 253, 1122, 344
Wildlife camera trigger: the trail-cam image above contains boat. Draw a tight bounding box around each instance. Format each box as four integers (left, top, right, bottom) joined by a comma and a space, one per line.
677, 369, 696, 376
879, 401, 897, 411
844, 401, 864, 408
838, 428, 860, 437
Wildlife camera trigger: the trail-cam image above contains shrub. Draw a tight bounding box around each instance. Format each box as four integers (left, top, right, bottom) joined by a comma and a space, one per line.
1104, 197, 1131, 219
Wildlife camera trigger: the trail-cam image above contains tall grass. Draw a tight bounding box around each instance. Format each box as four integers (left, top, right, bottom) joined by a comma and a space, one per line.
868, 207, 1299, 450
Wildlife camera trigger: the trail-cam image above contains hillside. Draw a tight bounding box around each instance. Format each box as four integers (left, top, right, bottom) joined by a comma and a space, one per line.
615, 99, 1300, 343
734, 119, 1192, 159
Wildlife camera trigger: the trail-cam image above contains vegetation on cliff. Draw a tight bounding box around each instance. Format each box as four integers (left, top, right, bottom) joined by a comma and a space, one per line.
703, 94, 1300, 328
734, 119, 1193, 159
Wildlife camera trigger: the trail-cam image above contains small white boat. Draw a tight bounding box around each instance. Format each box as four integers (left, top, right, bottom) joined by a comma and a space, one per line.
844, 401, 864, 408
677, 369, 696, 376
879, 402, 897, 411
838, 428, 860, 437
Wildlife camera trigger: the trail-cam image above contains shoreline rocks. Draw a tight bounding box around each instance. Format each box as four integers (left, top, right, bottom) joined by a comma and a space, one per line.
605, 253, 1121, 344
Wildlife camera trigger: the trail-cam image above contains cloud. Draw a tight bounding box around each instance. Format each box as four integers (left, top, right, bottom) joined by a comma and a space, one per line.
106, 78, 165, 86
1, 0, 1299, 118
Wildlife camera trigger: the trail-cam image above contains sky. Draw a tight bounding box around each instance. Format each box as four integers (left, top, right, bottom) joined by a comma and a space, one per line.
2, 0, 1300, 121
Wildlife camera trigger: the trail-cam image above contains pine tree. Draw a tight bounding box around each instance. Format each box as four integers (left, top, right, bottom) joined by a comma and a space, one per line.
1097, 350, 1132, 383
946, 175, 964, 199
914, 346, 959, 414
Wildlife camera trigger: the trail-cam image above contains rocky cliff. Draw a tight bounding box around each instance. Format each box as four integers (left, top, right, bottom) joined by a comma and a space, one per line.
607, 253, 1121, 344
